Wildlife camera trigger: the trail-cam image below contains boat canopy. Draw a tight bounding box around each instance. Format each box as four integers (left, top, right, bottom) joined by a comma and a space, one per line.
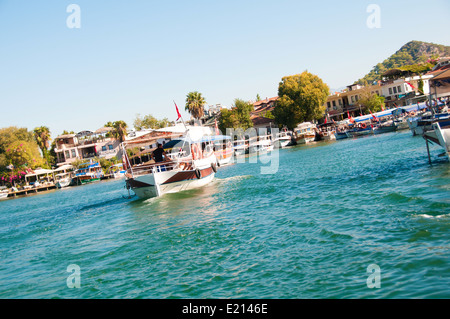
201, 135, 231, 142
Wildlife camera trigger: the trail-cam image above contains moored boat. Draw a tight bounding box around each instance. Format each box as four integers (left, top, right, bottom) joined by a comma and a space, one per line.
109, 163, 127, 179
0, 188, 9, 200
73, 161, 104, 185
233, 139, 248, 156
248, 135, 274, 153
346, 122, 373, 138
294, 122, 316, 144
373, 120, 397, 135
274, 130, 293, 148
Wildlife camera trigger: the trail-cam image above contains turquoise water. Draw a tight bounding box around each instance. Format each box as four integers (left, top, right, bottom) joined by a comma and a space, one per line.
1, 130, 449, 299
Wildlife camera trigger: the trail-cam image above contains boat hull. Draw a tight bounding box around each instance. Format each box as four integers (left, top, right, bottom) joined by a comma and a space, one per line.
126, 166, 215, 199
56, 178, 71, 188
334, 132, 348, 140
295, 135, 315, 144
373, 125, 397, 135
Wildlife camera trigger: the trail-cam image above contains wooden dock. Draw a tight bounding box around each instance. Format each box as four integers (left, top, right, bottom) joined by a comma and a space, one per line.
6, 184, 57, 198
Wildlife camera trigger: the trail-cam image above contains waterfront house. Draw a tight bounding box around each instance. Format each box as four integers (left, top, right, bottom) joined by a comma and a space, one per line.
54, 128, 122, 166
251, 97, 278, 133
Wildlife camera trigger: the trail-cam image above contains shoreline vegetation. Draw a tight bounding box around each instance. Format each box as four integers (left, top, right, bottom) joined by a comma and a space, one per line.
1, 41, 449, 190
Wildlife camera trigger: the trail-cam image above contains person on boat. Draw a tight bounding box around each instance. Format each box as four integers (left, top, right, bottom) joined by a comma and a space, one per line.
152, 143, 167, 163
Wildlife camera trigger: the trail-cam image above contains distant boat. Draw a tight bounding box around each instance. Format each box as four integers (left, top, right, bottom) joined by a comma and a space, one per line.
108, 163, 127, 179
0, 189, 9, 200
233, 139, 248, 156
274, 130, 293, 148
55, 172, 72, 188
248, 135, 274, 153
294, 122, 316, 144
73, 161, 104, 185
373, 121, 397, 134
346, 123, 373, 138
317, 123, 336, 141
53, 164, 74, 188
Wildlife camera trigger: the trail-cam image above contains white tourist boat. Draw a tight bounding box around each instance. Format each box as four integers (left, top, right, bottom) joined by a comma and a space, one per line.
233, 139, 248, 156
55, 173, 72, 188
109, 163, 127, 179
294, 122, 316, 144
54, 164, 74, 188
0, 188, 9, 200
274, 130, 293, 148
123, 126, 217, 199
248, 135, 274, 153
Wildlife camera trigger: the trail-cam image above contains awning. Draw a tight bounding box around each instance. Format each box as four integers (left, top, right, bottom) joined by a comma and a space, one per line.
25, 169, 54, 178
53, 165, 74, 172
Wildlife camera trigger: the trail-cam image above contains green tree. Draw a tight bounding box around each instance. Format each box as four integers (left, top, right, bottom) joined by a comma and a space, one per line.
218, 108, 238, 133
134, 114, 170, 130
233, 98, 254, 130
357, 85, 385, 113
105, 121, 128, 143
185, 91, 206, 120
256, 94, 261, 101
273, 71, 330, 130
0, 126, 34, 154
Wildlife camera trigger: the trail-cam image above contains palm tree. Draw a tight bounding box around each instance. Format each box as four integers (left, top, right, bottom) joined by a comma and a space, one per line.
106, 121, 128, 143
33, 126, 51, 156
185, 91, 206, 120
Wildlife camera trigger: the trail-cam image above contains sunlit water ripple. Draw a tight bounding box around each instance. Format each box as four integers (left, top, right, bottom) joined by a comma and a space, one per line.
0, 130, 449, 298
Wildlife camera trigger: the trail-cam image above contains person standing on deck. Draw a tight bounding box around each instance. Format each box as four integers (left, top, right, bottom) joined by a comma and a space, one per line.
152, 143, 167, 163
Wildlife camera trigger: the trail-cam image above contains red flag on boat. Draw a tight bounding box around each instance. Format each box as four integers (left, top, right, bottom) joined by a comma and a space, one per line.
347, 111, 354, 123
406, 82, 415, 90
174, 101, 182, 121
214, 118, 220, 135
369, 110, 378, 121
324, 117, 327, 124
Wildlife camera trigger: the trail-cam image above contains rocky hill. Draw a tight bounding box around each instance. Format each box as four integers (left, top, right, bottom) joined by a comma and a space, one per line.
357, 40, 450, 84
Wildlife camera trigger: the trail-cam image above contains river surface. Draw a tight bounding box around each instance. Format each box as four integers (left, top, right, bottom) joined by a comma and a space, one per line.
1, 130, 449, 298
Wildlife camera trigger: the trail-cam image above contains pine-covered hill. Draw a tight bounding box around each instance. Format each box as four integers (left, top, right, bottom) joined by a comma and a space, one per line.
357, 40, 450, 85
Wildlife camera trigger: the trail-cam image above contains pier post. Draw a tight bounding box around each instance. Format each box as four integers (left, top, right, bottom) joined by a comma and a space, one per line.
425, 138, 431, 165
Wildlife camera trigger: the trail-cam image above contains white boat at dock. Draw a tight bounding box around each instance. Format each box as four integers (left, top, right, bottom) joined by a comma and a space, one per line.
108, 163, 127, 179
0, 187, 9, 200
248, 135, 274, 153
53, 164, 74, 188
294, 122, 316, 144
233, 139, 248, 156
274, 130, 294, 148
123, 126, 217, 199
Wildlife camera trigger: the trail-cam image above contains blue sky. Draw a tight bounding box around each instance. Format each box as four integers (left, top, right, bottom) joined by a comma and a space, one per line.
1, 0, 449, 138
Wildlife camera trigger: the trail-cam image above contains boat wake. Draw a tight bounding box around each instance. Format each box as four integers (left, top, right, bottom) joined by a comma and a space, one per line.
413, 213, 450, 219
215, 175, 254, 183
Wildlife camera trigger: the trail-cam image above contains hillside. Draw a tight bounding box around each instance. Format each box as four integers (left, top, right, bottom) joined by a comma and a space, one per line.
357, 40, 450, 84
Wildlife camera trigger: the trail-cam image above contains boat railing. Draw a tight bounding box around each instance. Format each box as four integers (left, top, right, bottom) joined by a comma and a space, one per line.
128, 160, 193, 177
